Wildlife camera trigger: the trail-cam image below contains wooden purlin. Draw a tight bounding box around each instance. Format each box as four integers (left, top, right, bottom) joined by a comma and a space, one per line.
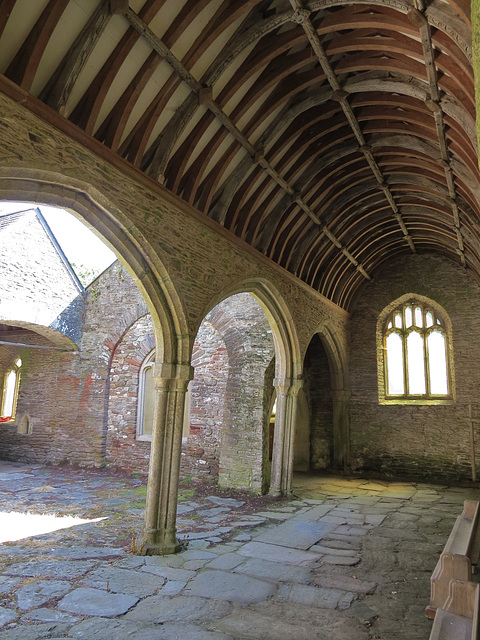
409, 2, 468, 268
123, 5, 371, 283
289, 0, 416, 257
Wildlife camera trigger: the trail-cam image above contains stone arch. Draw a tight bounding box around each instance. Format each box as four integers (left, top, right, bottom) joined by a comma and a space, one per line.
200, 277, 301, 385
198, 278, 302, 495
299, 324, 350, 472
0, 169, 189, 363
105, 313, 155, 472
0, 320, 78, 350
0, 169, 192, 554
188, 292, 276, 493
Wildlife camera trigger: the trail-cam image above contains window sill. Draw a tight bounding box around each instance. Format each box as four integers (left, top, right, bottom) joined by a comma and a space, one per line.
380, 397, 455, 406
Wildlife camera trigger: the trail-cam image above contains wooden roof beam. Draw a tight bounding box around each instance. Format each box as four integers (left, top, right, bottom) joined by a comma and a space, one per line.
123, 6, 338, 253
289, 0, 415, 260
410, 5, 468, 267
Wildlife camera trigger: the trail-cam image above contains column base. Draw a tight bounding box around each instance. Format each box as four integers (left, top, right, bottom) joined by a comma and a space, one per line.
135, 532, 184, 556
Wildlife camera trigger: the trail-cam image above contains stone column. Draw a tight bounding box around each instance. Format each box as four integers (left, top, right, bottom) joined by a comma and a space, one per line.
332, 389, 351, 471
270, 377, 302, 496
137, 363, 193, 555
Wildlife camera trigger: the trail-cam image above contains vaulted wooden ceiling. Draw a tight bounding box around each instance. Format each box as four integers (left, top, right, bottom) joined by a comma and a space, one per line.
0, 0, 478, 309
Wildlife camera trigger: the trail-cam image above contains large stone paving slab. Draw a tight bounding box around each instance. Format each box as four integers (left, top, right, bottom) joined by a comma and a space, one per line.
0, 622, 71, 640
210, 601, 369, 640
278, 583, 355, 609
16, 578, 72, 610
125, 595, 231, 624
81, 566, 165, 597
184, 569, 275, 603
0, 606, 17, 628
238, 541, 319, 565
69, 617, 232, 639
52, 546, 125, 560
255, 519, 335, 550
5, 559, 97, 579
233, 557, 312, 584
58, 587, 139, 617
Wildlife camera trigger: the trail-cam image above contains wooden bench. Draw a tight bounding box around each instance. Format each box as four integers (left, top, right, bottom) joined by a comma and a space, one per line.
426, 500, 480, 619
429, 580, 480, 640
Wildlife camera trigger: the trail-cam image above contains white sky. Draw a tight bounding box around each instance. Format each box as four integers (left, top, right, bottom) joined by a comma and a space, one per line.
0, 202, 116, 280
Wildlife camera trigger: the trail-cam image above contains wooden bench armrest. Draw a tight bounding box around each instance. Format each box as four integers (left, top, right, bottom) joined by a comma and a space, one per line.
429, 582, 479, 640
472, 584, 480, 640
444, 580, 478, 618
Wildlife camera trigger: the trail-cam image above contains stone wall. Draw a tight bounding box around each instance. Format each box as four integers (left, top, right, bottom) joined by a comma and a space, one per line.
0, 332, 101, 465
303, 334, 334, 471
349, 254, 480, 482
212, 293, 275, 493
105, 314, 154, 473
185, 319, 227, 478
0, 93, 350, 481
0, 209, 84, 346
0, 93, 349, 364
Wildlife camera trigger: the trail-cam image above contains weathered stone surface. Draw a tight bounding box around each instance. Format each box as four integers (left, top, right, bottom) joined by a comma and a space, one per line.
206, 553, 244, 570
70, 617, 232, 639
321, 555, 360, 566
0, 622, 71, 639
140, 563, 195, 581
81, 567, 164, 597
58, 587, 139, 617
125, 595, 231, 624
0, 606, 16, 628
16, 579, 72, 610
210, 602, 368, 640
255, 520, 334, 550
278, 583, 355, 609
234, 558, 312, 584
312, 573, 377, 594
6, 560, 96, 579
185, 570, 275, 603
24, 608, 79, 623
239, 541, 319, 565
349, 601, 379, 625
52, 547, 125, 559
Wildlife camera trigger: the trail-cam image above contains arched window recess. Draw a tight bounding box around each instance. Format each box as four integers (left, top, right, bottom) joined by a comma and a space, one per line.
381, 300, 454, 404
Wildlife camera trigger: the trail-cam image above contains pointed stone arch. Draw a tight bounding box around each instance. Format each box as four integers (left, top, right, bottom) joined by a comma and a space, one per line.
199, 277, 302, 495
0, 168, 192, 554
301, 324, 350, 472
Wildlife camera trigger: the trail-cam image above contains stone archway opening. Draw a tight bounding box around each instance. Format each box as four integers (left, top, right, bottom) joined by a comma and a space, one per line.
296, 334, 334, 474
186, 292, 276, 494
0, 200, 176, 471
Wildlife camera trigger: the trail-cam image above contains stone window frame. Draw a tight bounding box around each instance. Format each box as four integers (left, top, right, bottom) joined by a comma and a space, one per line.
136, 350, 155, 441
136, 350, 191, 441
1, 356, 22, 421
377, 295, 455, 405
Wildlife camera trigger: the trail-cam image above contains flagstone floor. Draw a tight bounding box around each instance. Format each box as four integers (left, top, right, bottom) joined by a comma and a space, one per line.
0, 461, 478, 639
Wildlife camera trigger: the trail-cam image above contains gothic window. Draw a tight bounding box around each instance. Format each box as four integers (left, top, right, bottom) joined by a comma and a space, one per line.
1, 357, 22, 421
382, 301, 452, 401
136, 351, 155, 439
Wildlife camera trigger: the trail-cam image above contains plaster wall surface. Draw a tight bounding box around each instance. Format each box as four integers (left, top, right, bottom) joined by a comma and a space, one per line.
349, 254, 480, 481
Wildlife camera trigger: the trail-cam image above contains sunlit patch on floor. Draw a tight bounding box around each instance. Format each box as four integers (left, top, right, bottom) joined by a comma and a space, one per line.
0, 511, 106, 543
